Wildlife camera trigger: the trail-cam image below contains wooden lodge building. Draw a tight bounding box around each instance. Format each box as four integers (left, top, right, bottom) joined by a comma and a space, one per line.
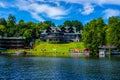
40, 27, 82, 42
0, 37, 26, 49
0, 26, 82, 49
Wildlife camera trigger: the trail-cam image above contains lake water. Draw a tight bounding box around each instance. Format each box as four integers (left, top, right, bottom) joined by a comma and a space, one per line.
0, 56, 120, 80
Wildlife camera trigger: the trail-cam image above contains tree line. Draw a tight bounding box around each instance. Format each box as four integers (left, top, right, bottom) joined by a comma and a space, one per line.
0, 14, 54, 39
0, 14, 83, 39
82, 17, 120, 54
0, 14, 120, 53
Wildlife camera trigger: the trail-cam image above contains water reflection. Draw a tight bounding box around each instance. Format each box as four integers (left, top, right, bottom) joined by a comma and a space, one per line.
0, 56, 120, 80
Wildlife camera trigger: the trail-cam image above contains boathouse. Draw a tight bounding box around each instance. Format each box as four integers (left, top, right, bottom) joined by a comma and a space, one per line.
98, 45, 118, 57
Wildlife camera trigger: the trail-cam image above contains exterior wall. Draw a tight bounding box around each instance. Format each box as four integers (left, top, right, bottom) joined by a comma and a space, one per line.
63, 34, 80, 42
0, 38, 26, 49
41, 33, 81, 42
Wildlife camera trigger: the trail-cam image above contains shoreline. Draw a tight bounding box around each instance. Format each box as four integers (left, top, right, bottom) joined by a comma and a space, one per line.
0, 42, 86, 57
0, 51, 90, 58
1, 51, 120, 59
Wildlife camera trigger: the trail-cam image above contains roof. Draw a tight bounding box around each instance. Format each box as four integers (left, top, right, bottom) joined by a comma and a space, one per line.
84, 48, 89, 51
0, 37, 26, 39
99, 45, 117, 49
0, 47, 6, 50
42, 26, 81, 34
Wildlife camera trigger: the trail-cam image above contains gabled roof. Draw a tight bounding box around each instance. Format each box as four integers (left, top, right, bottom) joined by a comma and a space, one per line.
41, 26, 81, 34
0, 37, 26, 39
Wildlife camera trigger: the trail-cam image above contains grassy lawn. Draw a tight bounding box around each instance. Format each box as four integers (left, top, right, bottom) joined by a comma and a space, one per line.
30, 41, 84, 57
0, 41, 85, 57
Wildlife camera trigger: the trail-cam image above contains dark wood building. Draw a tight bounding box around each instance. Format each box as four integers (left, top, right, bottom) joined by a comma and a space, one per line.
40, 27, 82, 42
0, 37, 26, 49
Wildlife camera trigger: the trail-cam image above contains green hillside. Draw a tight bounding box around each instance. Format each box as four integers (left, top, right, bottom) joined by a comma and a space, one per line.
31, 41, 84, 57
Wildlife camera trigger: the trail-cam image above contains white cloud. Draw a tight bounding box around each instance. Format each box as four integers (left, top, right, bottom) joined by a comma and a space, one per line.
0, 2, 7, 8
98, 0, 120, 5
15, 0, 67, 21
57, 0, 120, 5
54, 1, 60, 6
0, 0, 120, 21
0, 0, 67, 21
30, 12, 45, 21
103, 9, 120, 19
80, 3, 94, 15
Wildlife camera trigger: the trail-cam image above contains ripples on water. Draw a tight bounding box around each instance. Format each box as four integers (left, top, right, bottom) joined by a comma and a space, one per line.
0, 56, 120, 80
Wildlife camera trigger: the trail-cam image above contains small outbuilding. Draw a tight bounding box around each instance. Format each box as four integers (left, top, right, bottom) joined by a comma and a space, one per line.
98, 45, 117, 57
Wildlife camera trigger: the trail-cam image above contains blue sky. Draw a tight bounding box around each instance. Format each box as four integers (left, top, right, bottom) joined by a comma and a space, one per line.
0, 0, 120, 25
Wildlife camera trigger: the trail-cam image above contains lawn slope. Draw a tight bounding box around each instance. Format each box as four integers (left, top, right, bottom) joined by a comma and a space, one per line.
31, 41, 84, 57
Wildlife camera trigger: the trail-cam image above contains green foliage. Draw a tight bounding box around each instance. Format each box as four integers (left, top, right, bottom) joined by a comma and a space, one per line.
8, 27, 16, 36
0, 14, 83, 39
63, 20, 83, 31
64, 20, 72, 27
0, 18, 7, 25
0, 14, 120, 53
106, 16, 120, 50
0, 25, 6, 35
71, 20, 83, 30
18, 20, 26, 28
7, 14, 16, 27
82, 18, 106, 54
37, 21, 55, 30
23, 29, 32, 39
37, 22, 49, 30
44, 21, 55, 27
